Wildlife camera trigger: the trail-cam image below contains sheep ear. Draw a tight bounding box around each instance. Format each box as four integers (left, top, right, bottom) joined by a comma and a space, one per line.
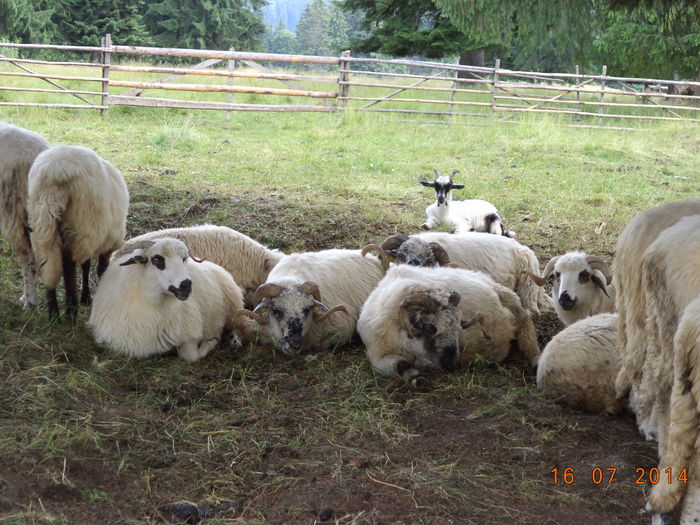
419, 179, 435, 188
119, 254, 148, 266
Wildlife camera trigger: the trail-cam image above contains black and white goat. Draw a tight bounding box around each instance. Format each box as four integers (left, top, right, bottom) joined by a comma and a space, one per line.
420, 169, 514, 237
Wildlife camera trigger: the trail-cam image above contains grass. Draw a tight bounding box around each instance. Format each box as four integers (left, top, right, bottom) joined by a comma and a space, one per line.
0, 90, 697, 523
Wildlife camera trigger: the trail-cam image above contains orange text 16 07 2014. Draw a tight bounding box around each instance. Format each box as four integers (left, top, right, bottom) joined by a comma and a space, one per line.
550, 467, 688, 485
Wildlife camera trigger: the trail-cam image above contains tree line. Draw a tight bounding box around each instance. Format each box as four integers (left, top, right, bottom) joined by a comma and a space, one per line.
1, 0, 698, 82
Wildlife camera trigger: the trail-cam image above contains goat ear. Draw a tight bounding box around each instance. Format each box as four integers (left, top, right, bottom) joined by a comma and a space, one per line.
419, 179, 435, 188
451, 183, 465, 190
119, 254, 148, 266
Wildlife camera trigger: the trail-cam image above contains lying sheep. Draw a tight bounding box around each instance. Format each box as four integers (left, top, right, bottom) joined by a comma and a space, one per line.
28, 145, 129, 320
379, 232, 548, 315
89, 238, 252, 361
420, 169, 514, 237
113, 224, 284, 307
614, 199, 700, 442
647, 296, 700, 523
527, 251, 615, 326
357, 264, 540, 381
238, 248, 387, 355
536, 313, 622, 415
0, 123, 49, 309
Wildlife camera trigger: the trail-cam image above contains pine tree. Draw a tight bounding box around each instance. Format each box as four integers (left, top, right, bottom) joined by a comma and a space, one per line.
0, 0, 57, 44
267, 21, 297, 54
295, 0, 330, 56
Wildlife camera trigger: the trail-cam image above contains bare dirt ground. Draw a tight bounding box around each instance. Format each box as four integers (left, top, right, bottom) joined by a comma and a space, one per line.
0, 182, 662, 525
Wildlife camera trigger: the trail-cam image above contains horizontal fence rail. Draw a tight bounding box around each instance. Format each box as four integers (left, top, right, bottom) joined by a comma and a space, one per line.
1, 38, 699, 128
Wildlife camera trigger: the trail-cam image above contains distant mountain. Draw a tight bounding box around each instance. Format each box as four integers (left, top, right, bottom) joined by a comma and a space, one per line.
262, 0, 314, 32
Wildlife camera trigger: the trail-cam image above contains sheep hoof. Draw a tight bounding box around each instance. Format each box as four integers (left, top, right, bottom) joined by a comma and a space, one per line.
408, 374, 428, 389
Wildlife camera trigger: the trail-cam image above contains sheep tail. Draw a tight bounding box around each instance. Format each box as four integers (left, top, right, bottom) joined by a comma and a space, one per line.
494, 284, 540, 366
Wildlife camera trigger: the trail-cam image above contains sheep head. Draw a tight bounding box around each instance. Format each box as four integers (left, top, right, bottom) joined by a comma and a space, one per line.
117, 238, 198, 302
380, 235, 451, 267
419, 169, 464, 206
243, 280, 348, 355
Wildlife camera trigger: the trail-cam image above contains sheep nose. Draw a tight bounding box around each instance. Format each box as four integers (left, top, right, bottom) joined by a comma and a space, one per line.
559, 291, 576, 311
407, 258, 422, 266
168, 279, 192, 301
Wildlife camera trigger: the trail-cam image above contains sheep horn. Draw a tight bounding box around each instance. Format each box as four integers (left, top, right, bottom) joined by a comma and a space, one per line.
190, 254, 205, 263
113, 239, 156, 260
237, 309, 267, 325
361, 244, 390, 270
314, 304, 349, 322
449, 169, 460, 179
586, 255, 613, 286
429, 242, 451, 266
381, 233, 410, 252
298, 281, 321, 302
255, 282, 285, 302
433, 169, 440, 178
400, 292, 440, 313
460, 311, 491, 340
525, 255, 561, 286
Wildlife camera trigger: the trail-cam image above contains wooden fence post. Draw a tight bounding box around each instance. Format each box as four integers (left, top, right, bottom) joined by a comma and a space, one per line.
226, 48, 235, 121
598, 64, 607, 123
491, 58, 500, 118
449, 69, 457, 124
100, 33, 111, 114
338, 50, 350, 110
575, 64, 581, 122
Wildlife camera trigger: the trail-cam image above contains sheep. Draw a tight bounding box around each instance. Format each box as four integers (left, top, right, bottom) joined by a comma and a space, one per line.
89, 238, 252, 361
646, 296, 700, 523
0, 123, 49, 309
379, 231, 549, 315
613, 199, 700, 443
526, 251, 615, 326
420, 169, 515, 237
112, 224, 284, 307
357, 264, 540, 382
238, 248, 388, 356
536, 313, 622, 415
27, 145, 129, 320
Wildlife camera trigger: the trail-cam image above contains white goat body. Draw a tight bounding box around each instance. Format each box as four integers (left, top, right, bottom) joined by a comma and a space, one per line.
537, 313, 622, 415
0, 123, 49, 309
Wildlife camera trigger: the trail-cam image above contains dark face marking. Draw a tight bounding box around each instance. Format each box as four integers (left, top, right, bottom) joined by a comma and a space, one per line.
285, 317, 304, 352
151, 254, 165, 270
439, 346, 458, 371
578, 270, 590, 283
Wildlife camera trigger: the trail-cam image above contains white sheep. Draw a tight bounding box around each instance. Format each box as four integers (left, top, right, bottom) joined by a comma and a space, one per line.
112, 224, 284, 307
527, 251, 615, 326
89, 238, 252, 361
357, 264, 540, 381
238, 248, 387, 355
536, 313, 622, 415
379, 231, 549, 315
28, 145, 129, 320
420, 169, 515, 237
613, 199, 700, 443
0, 123, 49, 309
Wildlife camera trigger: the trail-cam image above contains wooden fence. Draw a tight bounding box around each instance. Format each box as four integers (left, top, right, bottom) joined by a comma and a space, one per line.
1, 38, 699, 129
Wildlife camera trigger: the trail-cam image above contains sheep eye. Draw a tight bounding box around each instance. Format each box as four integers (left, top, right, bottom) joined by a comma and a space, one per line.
579, 270, 590, 283
182, 257, 187, 263
554, 271, 561, 279
151, 255, 165, 270
271, 308, 284, 320
423, 323, 437, 336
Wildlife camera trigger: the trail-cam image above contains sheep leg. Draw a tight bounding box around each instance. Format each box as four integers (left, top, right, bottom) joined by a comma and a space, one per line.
46, 288, 59, 320
62, 251, 78, 321
80, 260, 91, 305
17, 227, 39, 309
97, 252, 110, 278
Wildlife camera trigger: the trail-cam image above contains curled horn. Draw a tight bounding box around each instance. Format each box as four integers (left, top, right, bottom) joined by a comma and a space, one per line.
298, 281, 321, 302
525, 255, 561, 287
381, 233, 410, 252
428, 242, 451, 266
190, 254, 205, 263
586, 255, 613, 286
460, 311, 491, 340
315, 304, 349, 322
400, 292, 441, 313
255, 282, 285, 303
237, 309, 267, 325
361, 244, 390, 270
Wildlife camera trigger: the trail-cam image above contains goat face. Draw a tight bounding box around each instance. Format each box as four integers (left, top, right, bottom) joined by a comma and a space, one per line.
119, 238, 195, 301
249, 281, 347, 356
420, 169, 464, 206
381, 235, 451, 267
397, 290, 466, 373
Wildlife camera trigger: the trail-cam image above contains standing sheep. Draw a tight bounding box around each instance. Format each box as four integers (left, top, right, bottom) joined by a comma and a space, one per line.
536, 313, 622, 415
238, 248, 387, 355
89, 238, 252, 361
28, 145, 129, 320
613, 199, 700, 442
113, 224, 284, 307
358, 264, 540, 382
0, 123, 49, 309
379, 231, 548, 315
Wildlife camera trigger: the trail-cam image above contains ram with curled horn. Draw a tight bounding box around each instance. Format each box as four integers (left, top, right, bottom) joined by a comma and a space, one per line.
378, 234, 453, 268
524, 251, 616, 326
